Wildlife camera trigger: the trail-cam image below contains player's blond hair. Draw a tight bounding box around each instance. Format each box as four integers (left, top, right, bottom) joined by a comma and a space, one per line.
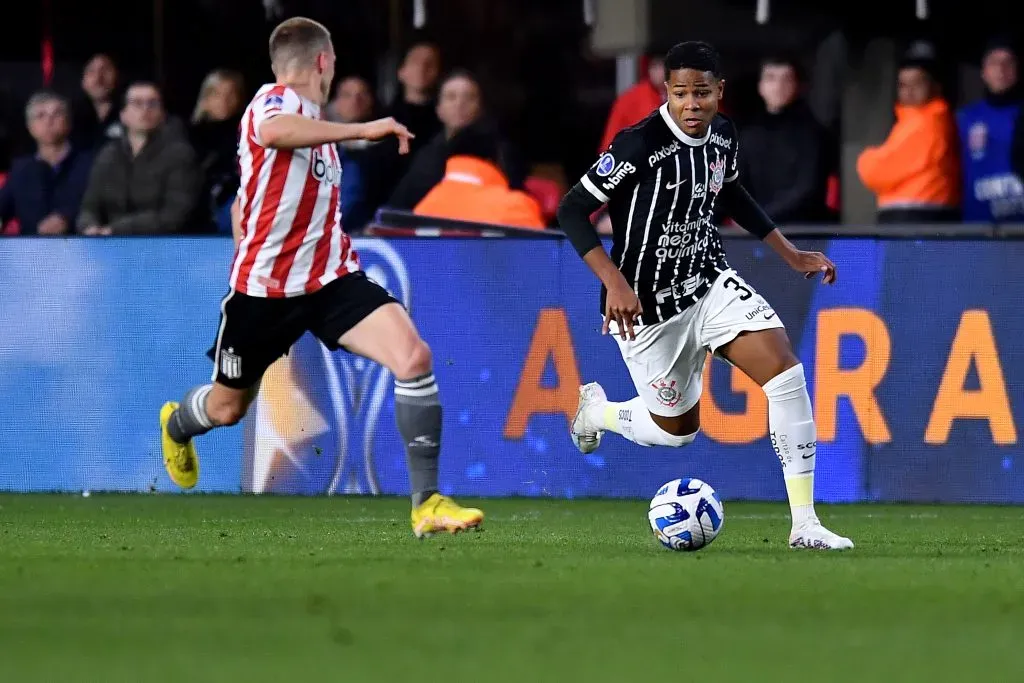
268, 17, 332, 74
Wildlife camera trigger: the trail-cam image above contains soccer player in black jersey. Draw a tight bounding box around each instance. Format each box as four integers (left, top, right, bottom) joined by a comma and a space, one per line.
558, 41, 852, 550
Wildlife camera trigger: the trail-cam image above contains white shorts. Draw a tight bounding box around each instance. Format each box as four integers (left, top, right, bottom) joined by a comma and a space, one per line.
613, 269, 784, 417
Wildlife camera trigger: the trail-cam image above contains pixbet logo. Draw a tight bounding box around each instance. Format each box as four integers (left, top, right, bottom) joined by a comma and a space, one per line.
648, 140, 681, 167
710, 132, 732, 148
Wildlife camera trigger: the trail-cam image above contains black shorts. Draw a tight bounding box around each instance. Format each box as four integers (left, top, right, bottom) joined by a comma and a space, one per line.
207, 271, 398, 389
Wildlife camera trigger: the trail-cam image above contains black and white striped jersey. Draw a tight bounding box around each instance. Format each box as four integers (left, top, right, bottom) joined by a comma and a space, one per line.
580, 105, 740, 325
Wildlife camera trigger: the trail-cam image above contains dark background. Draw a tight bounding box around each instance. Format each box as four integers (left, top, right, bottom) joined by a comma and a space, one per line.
0, 0, 1020, 178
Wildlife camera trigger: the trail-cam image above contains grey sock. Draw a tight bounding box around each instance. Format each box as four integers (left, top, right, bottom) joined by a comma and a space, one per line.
168, 384, 215, 444
395, 373, 441, 507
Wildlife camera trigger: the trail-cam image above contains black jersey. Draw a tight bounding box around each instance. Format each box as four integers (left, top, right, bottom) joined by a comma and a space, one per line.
580, 105, 740, 325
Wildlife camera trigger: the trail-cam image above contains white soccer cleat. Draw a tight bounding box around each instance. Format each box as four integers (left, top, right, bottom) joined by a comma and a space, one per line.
789, 521, 854, 550
571, 382, 606, 454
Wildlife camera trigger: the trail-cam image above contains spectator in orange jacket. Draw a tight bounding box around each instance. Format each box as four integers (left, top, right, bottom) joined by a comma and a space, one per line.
414, 130, 544, 229
598, 49, 666, 152
857, 57, 960, 223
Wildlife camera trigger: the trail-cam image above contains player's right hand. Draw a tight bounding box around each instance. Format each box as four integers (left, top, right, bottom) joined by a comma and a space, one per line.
361, 117, 414, 154
603, 282, 643, 341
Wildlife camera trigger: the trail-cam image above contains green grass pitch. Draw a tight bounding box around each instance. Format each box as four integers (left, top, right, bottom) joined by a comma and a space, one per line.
0, 495, 1021, 682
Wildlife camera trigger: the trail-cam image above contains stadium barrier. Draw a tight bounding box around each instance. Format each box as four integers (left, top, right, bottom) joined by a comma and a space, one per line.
0, 229, 1021, 503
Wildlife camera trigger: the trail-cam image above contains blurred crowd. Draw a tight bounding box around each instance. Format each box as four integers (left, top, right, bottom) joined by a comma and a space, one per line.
0, 42, 545, 237
856, 38, 1024, 224
2, 35, 1023, 237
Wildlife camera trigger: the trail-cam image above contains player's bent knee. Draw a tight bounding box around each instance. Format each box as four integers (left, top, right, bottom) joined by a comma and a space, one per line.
762, 362, 806, 400
666, 429, 699, 447
763, 354, 802, 385
394, 339, 433, 381
206, 399, 247, 427
679, 430, 699, 446
652, 426, 699, 448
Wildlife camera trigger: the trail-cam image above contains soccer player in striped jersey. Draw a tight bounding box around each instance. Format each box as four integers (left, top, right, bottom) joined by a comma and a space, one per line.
558, 41, 851, 550
160, 17, 482, 537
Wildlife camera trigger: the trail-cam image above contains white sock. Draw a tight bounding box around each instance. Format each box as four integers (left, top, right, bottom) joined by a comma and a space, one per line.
762, 364, 818, 528
585, 396, 696, 447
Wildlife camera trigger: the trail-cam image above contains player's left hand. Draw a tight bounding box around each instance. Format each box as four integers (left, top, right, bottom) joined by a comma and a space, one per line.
362, 117, 414, 154
787, 250, 836, 284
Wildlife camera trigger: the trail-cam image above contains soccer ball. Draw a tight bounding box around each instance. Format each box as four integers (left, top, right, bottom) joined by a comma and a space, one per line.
648, 478, 725, 551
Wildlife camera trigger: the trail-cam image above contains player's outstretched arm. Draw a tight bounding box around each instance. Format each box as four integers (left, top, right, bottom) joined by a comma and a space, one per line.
259, 115, 413, 153
763, 229, 836, 284
720, 181, 836, 284
557, 184, 643, 339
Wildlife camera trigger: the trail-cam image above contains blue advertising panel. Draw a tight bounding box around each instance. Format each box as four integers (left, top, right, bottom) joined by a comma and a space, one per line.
0, 237, 1021, 503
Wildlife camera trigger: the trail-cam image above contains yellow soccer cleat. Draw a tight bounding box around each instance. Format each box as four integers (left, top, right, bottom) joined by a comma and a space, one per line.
160, 401, 199, 489
411, 493, 484, 538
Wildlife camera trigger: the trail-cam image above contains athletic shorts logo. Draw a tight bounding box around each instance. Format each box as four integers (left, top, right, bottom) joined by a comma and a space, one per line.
651, 379, 681, 408
745, 303, 773, 320
595, 153, 616, 177
220, 347, 242, 380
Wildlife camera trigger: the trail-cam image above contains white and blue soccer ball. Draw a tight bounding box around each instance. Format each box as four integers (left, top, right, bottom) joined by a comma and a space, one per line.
648, 478, 725, 551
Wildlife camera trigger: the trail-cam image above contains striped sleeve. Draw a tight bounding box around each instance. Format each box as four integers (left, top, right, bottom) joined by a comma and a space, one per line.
251, 86, 302, 146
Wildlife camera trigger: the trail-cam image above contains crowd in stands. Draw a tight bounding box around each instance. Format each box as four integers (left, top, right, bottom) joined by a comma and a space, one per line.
855, 38, 1024, 224
2, 36, 1024, 236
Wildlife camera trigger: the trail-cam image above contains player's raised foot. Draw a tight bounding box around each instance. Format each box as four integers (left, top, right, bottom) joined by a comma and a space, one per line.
160, 402, 199, 489
789, 521, 854, 550
571, 382, 606, 454
411, 493, 484, 538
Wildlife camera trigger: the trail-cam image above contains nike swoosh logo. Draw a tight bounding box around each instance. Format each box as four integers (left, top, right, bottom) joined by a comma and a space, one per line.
666, 179, 688, 190
801, 452, 814, 459
764, 312, 776, 320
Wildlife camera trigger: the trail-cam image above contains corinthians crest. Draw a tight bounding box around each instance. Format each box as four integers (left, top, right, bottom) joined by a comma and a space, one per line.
242, 239, 412, 495
708, 156, 726, 195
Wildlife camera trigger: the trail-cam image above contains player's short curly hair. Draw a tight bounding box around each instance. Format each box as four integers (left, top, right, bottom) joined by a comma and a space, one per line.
665, 41, 723, 79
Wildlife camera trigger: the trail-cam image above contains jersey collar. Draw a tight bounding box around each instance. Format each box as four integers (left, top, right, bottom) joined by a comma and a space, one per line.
659, 103, 711, 146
